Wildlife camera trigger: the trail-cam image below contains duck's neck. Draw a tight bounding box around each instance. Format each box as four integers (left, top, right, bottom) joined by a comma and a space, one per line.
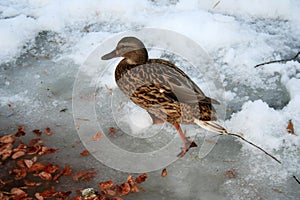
115, 48, 148, 83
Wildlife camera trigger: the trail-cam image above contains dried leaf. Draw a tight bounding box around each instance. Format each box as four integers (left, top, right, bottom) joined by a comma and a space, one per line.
23, 159, 34, 168
93, 131, 102, 141
99, 180, 114, 189
32, 129, 43, 136
44, 163, 59, 174
118, 183, 130, 196
12, 168, 27, 180
80, 150, 89, 156
12, 150, 26, 159
40, 188, 57, 198
27, 143, 42, 155
35, 193, 44, 200
287, 119, 297, 135
0, 143, 13, 156
161, 168, 167, 177
24, 179, 42, 187
73, 170, 96, 182
1, 149, 12, 160
11, 187, 26, 196
38, 146, 58, 156
18, 126, 25, 132
109, 127, 116, 136
28, 163, 46, 173
63, 165, 72, 176
109, 198, 123, 200
135, 173, 147, 184
45, 127, 53, 136
15, 126, 26, 137
105, 189, 116, 196
225, 169, 237, 178
39, 171, 52, 180
0, 134, 15, 144
127, 175, 139, 193
71, 197, 83, 200
53, 170, 64, 181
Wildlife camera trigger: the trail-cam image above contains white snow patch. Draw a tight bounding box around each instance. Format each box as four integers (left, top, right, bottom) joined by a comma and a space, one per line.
0, 15, 39, 63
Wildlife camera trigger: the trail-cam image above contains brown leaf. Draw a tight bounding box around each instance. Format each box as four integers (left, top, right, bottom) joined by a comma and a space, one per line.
72, 170, 96, 182
118, 183, 130, 196
12, 150, 26, 159
105, 189, 116, 196
18, 126, 25, 132
127, 175, 139, 193
53, 170, 64, 181
24, 180, 42, 187
12, 168, 27, 180
40, 188, 57, 198
93, 131, 102, 141
15, 126, 26, 137
27, 162, 46, 173
99, 180, 114, 189
161, 168, 167, 177
63, 165, 72, 176
27, 143, 42, 155
38, 146, 58, 156
11, 187, 27, 198
0, 134, 15, 144
109, 127, 116, 136
23, 159, 34, 169
45, 127, 53, 136
32, 129, 43, 136
109, 198, 123, 200
80, 150, 89, 156
1, 149, 12, 160
287, 119, 297, 135
35, 193, 44, 200
44, 163, 59, 174
56, 191, 72, 199
39, 171, 52, 181
225, 169, 237, 178
135, 173, 147, 184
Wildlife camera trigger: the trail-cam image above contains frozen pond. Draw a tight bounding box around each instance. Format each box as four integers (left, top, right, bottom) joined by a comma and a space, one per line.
1, 0, 300, 199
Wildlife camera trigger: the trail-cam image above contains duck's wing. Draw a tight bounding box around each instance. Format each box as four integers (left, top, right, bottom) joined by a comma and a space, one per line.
148, 59, 220, 105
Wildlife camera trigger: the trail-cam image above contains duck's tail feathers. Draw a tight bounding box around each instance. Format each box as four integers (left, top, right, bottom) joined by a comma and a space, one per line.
194, 118, 227, 134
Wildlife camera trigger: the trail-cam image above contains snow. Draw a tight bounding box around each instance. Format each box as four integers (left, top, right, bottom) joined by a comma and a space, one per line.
1, 0, 300, 199
0, 15, 39, 63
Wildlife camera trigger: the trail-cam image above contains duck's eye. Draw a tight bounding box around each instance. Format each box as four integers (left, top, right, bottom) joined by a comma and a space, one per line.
118, 45, 127, 49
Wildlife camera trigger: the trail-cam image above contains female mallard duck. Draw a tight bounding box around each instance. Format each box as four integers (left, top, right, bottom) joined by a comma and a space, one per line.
102, 36, 227, 157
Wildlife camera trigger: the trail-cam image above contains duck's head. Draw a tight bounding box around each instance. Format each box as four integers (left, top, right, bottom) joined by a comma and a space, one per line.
101, 37, 148, 65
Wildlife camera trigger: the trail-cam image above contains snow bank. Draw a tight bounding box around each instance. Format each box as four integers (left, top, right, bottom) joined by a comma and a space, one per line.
0, 15, 38, 63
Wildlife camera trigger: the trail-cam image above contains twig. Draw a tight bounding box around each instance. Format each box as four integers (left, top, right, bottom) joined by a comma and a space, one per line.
212, 0, 221, 9
254, 51, 300, 68
293, 175, 300, 184
226, 133, 281, 164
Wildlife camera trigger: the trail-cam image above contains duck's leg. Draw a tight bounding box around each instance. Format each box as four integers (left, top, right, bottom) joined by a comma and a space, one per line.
173, 122, 197, 157
148, 112, 165, 124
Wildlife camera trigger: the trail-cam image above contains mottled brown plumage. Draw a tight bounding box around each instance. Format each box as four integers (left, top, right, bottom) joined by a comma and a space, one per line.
102, 36, 226, 157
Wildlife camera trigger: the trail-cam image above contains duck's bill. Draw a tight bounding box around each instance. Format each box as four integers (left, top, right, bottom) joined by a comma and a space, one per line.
101, 49, 117, 60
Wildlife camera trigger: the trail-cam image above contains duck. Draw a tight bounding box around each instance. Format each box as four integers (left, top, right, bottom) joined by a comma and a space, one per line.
101, 36, 227, 157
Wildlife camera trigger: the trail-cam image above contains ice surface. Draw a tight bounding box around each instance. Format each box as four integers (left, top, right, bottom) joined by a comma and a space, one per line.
1, 0, 300, 199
